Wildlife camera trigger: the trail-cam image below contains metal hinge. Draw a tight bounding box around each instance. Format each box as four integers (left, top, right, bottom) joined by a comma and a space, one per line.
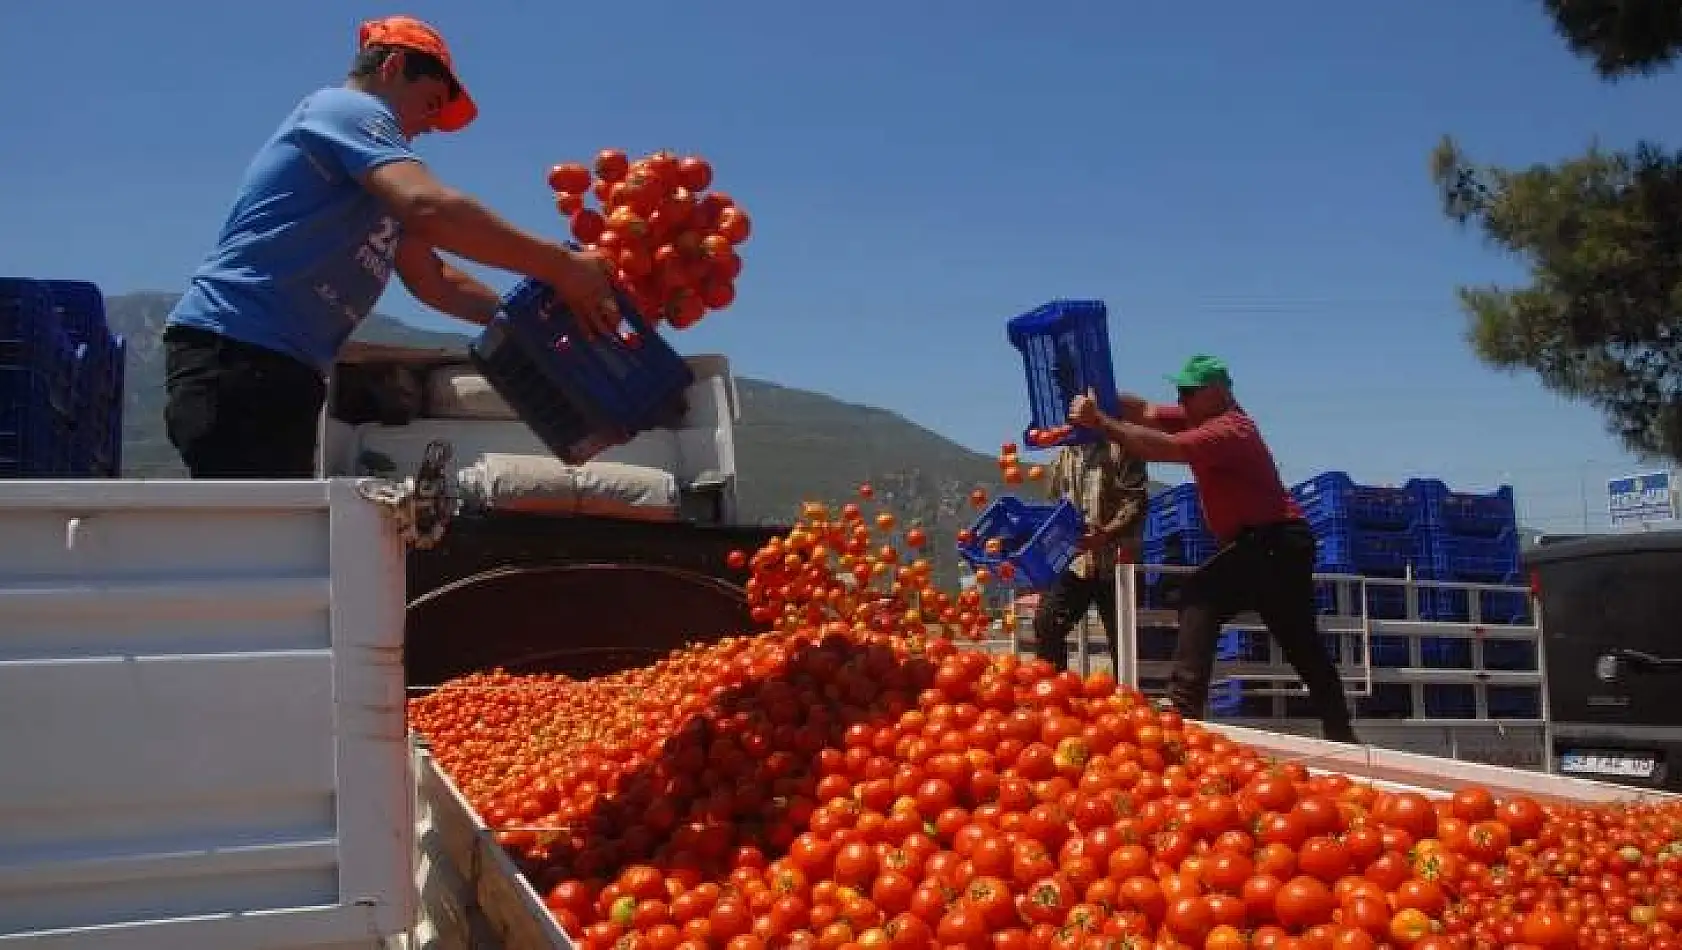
356, 440, 459, 550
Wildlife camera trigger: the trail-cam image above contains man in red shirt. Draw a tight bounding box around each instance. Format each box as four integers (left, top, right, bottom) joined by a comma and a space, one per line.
1069, 355, 1357, 743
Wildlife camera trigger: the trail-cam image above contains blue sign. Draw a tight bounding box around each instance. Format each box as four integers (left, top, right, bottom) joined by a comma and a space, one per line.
1607, 471, 1676, 526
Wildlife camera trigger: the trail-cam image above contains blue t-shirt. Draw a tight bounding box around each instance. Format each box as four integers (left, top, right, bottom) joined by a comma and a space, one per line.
168, 87, 419, 373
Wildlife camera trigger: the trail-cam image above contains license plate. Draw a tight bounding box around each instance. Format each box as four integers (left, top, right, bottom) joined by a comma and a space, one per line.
1560, 751, 1658, 778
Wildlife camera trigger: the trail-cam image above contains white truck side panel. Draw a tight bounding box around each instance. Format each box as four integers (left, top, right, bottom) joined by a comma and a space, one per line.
0, 480, 413, 949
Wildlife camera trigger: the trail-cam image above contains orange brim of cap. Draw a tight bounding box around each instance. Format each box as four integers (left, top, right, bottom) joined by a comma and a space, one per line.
435, 87, 477, 133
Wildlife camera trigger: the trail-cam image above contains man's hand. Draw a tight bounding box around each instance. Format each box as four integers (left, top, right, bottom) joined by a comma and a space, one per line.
1076, 525, 1115, 552
543, 247, 620, 338
1069, 388, 1102, 429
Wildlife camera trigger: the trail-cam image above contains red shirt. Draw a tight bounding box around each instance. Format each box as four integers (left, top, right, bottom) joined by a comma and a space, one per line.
1153, 404, 1302, 543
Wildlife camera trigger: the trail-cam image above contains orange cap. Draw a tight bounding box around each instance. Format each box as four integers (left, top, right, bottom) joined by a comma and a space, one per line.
358, 15, 478, 133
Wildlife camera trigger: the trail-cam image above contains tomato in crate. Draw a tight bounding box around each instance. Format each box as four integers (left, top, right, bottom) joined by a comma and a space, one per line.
957, 495, 1085, 591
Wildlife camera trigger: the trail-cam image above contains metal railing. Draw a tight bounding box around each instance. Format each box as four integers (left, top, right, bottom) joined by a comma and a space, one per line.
977, 564, 1549, 726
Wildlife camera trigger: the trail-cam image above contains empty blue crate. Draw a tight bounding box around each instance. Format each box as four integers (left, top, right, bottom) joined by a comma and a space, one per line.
1486, 685, 1542, 719
471, 278, 694, 465
1312, 578, 1409, 620
1, 279, 77, 392
1408, 479, 1517, 537
1423, 684, 1477, 719
1481, 637, 1537, 671
1146, 483, 1207, 539
0, 369, 75, 476
41, 280, 110, 348
1006, 300, 1118, 449
1209, 680, 1244, 717
1216, 628, 1269, 662
1293, 471, 1421, 530
957, 496, 1085, 591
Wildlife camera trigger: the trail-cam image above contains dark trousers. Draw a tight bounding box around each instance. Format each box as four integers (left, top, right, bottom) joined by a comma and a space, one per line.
1031, 569, 1119, 671
163, 326, 326, 479
1171, 520, 1357, 742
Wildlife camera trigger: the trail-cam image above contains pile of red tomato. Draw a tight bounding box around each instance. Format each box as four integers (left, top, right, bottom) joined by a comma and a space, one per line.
545, 149, 751, 329
408, 486, 1682, 950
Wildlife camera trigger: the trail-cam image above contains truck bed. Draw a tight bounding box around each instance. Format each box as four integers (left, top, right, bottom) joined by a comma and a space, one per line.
410, 718, 1678, 950
0, 479, 415, 949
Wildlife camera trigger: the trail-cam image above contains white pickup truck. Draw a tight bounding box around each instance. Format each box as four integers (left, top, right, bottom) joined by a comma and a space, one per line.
1, 476, 1678, 950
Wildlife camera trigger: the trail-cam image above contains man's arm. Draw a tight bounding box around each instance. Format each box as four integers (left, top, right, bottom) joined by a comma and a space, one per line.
394, 237, 501, 326
365, 162, 582, 285
293, 94, 617, 334
1117, 393, 1189, 433
1091, 416, 1188, 464
1101, 452, 1151, 541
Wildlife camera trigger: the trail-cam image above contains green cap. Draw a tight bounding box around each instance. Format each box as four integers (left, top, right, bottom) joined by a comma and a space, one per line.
1167, 354, 1233, 390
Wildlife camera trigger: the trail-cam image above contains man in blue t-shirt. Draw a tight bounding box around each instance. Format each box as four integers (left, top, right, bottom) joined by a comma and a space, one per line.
164, 15, 619, 478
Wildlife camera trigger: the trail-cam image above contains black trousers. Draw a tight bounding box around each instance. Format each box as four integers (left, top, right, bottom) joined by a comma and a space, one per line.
1031, 569, 1119, 671
1171, 520, 1358, 742
163, 326, 325, 479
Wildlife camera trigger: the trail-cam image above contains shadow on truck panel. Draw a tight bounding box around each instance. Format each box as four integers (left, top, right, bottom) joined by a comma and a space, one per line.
404, 513, 790, 686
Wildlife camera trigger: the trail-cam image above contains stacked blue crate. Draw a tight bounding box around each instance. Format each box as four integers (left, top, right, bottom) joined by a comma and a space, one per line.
1290, 471, 1453, 667
1210, 625, 1268, 716
45, 281, 125, 477
1140, 483, 1217, 609
1407, 479, 1528, 627
0, 279, 81, 477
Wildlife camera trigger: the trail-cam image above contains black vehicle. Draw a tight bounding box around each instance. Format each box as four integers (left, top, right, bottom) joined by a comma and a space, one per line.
1525, 529, 1682, 792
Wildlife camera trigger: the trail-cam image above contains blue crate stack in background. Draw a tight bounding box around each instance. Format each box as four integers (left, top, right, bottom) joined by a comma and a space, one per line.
1139, 469, 1538, 719
0, 279, 124, 478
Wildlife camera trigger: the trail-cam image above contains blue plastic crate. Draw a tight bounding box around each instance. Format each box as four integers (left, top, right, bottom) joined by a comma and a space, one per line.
1209, 680, 1244, 716
1146, 483, 1208, 539
0, 369, 75, 477
1354, 683, 1412, 719
1312, 580, 1408, 620
1311, 517, 1427, 576
0, 279, 77, 395
1421, 529, 1521, 581
1486, 685, 1542, 719
1481, 637, 1537, 671
1143, 528, 1219, 567
957, 496, 1085, 591
470, 278, 695, 465
1216, 628, 1268, 662
1421, 581, 1532, 625
1136, 626, 1177, 661
1006, 300, 1118, 449
1419, 636, 1473, 669
1365, 635, 1409, 667
1293, 471, 1421, 531
40, 280, 110, 348
1423, 684, 1477, 719
1408, 479, 1517, 537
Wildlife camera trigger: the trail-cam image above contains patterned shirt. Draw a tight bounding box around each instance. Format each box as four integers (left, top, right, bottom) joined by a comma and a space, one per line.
1047, 441, 1150, 579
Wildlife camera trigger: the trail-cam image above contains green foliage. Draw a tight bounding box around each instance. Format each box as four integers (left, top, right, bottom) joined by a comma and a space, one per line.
1540, 0, 1682, 77
1426, 2, 1682, 460
1430, 136, 1682, 460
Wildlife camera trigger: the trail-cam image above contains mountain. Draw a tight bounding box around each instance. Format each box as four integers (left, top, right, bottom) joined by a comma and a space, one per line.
106, 292, 1145, 577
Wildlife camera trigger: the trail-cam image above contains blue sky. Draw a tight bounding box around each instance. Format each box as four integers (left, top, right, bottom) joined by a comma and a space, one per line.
3, 0, 1678, 532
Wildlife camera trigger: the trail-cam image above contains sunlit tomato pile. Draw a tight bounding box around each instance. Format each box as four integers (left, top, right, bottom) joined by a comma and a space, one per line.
409, 486, 1682, 950
545, 149, 750, 329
